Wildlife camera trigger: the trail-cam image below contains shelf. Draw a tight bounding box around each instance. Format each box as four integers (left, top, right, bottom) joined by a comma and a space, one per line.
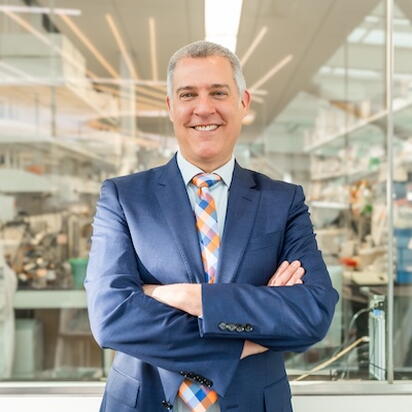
0, 168, 56, 193
304, 110, 387, 153
305, 94, 412, 154
311, 167, 381, 182
0, 81, 117, 120
0, 132, 117, 170
309, 201, 350, 210
14, 290, 87, 309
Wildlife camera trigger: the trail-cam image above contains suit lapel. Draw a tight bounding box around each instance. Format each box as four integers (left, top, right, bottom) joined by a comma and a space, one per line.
218, 162, 260, 284
155, 156, 205, 284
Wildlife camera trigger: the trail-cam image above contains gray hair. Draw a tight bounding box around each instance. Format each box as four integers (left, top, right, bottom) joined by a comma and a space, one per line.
166, 40, 246, 98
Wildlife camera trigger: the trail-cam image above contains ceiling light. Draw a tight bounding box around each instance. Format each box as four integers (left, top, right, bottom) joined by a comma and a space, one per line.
205, 0, 243, 52
251, 89, 268, 96
249, 54, 293, 91
252, 96, 264, 104
106, 13, 138, 79
59, 15, 119, 78
136, 86, 165, 101
0, 5, 81, 16
148, 17, 159, 81
240, 26, 267, 66
3, 11, 90, 80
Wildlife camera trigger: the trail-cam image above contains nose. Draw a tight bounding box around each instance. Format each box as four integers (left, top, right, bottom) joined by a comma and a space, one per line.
193, 95, 216, 118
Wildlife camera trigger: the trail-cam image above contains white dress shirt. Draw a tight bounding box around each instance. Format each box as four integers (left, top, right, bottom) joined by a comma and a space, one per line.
176, 151, 235, 238
174, 151, 234, 412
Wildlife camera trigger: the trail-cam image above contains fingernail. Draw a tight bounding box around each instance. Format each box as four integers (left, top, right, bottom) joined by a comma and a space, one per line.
291, 261, 300, 268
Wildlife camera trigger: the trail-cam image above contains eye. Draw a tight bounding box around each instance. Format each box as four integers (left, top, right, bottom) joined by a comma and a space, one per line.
179, 92, 195, 99
212, 90, 228, 97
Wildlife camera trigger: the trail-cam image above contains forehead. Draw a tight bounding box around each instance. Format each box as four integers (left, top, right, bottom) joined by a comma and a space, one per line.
173, 56, 235, 90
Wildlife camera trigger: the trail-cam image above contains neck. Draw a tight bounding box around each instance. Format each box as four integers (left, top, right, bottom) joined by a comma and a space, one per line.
189, 157, 231, 173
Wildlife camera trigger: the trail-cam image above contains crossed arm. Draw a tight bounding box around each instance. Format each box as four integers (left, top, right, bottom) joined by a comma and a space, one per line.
86, 179, 338, 394
142, 260, 305, 359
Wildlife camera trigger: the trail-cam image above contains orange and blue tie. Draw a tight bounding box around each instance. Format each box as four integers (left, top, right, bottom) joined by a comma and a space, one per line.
177, 173, 221, 411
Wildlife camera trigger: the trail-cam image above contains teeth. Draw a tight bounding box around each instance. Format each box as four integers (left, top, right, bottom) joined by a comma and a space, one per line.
194, 124, 219, 131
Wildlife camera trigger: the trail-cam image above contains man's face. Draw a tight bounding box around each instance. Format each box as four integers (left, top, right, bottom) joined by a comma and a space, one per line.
166, 56, 250, 170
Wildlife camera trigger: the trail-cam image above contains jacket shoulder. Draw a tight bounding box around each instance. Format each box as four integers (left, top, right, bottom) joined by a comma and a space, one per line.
104, 163, 165, 189
245, 167, 300, 194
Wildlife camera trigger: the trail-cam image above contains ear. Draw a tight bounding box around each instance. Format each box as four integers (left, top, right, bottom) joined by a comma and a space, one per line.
166, 96, 174, 122
240, 89, 251, 116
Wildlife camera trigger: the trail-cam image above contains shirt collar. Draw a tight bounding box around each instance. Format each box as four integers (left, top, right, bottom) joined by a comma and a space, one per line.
176, 151, 235, 187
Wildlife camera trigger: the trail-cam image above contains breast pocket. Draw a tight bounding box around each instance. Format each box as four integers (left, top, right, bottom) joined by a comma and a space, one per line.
248, 230, 282, 252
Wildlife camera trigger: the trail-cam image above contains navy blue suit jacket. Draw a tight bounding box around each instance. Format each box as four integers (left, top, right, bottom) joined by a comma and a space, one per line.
85, 155, 339, 412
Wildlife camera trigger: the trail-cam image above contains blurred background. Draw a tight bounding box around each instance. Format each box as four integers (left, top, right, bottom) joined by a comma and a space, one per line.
0, 0, 411, 387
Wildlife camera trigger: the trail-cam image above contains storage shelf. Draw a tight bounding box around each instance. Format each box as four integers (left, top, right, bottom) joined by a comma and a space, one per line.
309, 201, 350, 210
0, 82, 117, 120
0, 133, 117, 170
305, 95, 412, 153
14, 290, 87, 309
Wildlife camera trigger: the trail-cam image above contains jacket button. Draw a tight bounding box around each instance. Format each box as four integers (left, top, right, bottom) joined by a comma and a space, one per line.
227, 323, 236, 332
245, 324, 253, 332
218, 322, 227, 330
236, 325, 245, 332
161, 400, 173, 409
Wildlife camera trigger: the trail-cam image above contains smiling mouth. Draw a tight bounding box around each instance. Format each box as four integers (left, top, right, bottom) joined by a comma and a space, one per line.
191, 124, 220, 132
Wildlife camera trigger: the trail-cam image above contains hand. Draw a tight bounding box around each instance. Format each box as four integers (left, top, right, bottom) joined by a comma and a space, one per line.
240, 340, 269, 359
267, 260, 305, 287
142, 283, 202, 317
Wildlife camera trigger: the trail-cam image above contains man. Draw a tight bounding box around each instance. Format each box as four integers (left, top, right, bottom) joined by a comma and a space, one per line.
85, 41, 339, 412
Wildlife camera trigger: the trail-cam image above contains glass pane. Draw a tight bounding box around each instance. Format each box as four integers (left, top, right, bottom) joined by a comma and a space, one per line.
393, 0, 412, 380
0, 0, 397, 384
247, 1, 388, 381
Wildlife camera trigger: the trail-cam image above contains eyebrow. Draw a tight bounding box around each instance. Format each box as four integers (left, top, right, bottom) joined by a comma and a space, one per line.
175, 84, 231, 95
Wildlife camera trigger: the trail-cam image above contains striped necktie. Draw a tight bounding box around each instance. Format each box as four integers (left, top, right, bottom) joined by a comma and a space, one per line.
178, 173, 221, 411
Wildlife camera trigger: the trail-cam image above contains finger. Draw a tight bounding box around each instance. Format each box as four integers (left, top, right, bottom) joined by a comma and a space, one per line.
268, 261, 289, 286
274, 260, 301, 286
285, 267, 305, 286
273, 261, 289, 277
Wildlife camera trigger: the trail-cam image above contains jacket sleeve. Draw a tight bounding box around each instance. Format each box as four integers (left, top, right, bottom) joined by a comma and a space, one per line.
198, 184, 339, 352
85, 179, 243, 395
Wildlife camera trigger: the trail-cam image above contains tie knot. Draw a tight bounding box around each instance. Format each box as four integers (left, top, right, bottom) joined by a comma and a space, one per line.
191, 173, 222, 189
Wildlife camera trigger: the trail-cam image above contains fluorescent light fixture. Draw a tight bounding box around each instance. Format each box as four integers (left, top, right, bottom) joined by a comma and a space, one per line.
59, 15, 119, 78
148, 17, 159, 81
251, 89, 268, 96
249, 54, 293, 91
4, 10, 92, 80
136, 86, 165, 101
240, 26, 267, 66
4, 10, 50, 45
205, 0, 243, 52
106, 13, 138, 79
252, 95, 264, 104
0, 5, 81, 16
